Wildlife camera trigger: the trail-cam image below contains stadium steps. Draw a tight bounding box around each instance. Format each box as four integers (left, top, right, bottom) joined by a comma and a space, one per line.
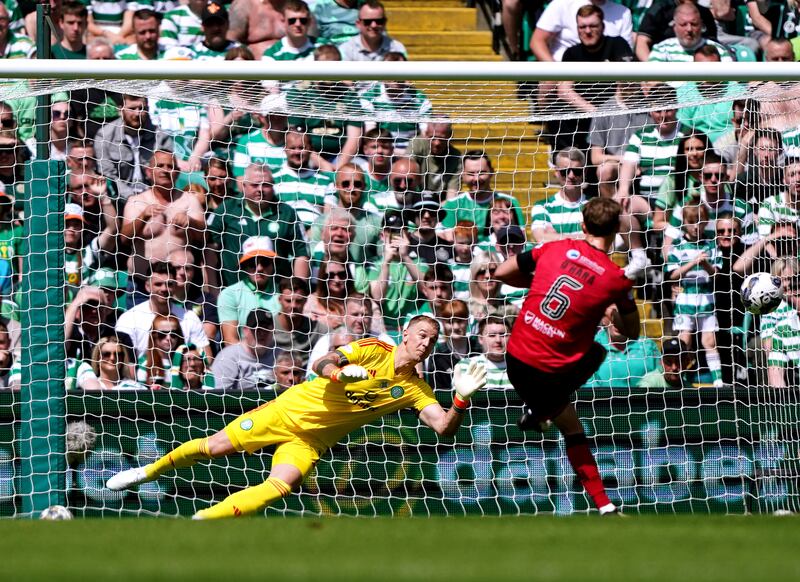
385, 0, 552, 205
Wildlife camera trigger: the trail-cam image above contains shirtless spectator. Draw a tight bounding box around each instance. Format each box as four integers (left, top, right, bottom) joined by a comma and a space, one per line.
226, 0, 285, 57
120, 150, 205, 288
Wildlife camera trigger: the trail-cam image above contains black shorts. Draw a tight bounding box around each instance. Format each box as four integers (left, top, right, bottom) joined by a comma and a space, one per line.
505, 343, 607, 423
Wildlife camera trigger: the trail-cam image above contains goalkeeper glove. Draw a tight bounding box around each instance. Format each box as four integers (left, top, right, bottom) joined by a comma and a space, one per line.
330, 364, 370, 383
451, 360, 488, 411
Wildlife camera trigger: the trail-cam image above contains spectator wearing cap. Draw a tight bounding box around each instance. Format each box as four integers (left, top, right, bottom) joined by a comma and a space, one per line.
406, 191, 452, 265
64, 203, 88, 300
314, 163, 382, 266
159, 0, 206, 48
190, 1, 241, 60
638, 337, 694, 388
52, 1, 88, 59
586, 305, 661, 388
230, 97, 288, 178
115, 261, 211, 359
261, 0, 316, 62
285, 45, 364, 169
366, 208, 425, 337
370, 156, 422, 214
338, 0, 406, 61
442, 151, 524, 244
217, 236, 278, 346
271, 276, 322, 366
95, 93, 174, 201
272, 129, 336, 230
115, 9, 165, 60
120, 149, 206, 286
211, 308, 277, 390
208, 162, 309, 288
410, 121, 463, 199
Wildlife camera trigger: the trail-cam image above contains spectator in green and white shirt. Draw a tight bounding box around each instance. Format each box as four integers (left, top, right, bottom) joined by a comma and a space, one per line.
159, 0, 205, 48
758, 157, 800, 238
453, 316, 515, 397
272, 129, 336, 229
766, 257, 800, 387
369, 156, 421, 213
531, 147, 587, 243
231, 97, 288, 178
189, 1, 241, 60
115, 9, 164, 60
308, 0, 358, 45
0, 4, 33, 60
647, 3, 732, 64
261, 0, 316, 62
355, 127, 392, 197
86, 0, 129, 44
665, 203, 725, 386
360, 52, 432, 152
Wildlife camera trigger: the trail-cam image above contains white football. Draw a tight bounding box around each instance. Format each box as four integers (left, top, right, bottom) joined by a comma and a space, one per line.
39, 505, 73, 520
741, 272, 784, 315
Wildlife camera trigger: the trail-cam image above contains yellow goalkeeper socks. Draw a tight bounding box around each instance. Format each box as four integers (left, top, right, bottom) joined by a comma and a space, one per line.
193, 477, 292, 519
144, 438, 212, 480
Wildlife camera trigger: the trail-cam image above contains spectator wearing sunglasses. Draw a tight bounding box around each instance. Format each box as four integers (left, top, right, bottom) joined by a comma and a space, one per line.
338, 0, 406, 61
74, 335, 143, 391
261, 0, 316, 62
137, 314, 185, 388
217, 236, 278, 347
531, 147, 588, 244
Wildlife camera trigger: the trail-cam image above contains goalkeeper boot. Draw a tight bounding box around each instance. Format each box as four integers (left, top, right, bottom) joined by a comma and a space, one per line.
599, 503, 627, 517
106, 466, 152, 491
516, 408, 553, 433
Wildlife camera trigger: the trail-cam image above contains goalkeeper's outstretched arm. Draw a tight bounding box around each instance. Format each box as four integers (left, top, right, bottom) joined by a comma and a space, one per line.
312, 351, 370, 383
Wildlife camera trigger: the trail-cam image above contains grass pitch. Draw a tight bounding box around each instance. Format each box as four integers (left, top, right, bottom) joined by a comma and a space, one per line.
4, 515, 800, 581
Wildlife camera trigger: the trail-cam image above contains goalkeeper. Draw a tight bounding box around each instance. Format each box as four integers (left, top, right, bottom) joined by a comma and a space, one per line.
106, 315, 487, 519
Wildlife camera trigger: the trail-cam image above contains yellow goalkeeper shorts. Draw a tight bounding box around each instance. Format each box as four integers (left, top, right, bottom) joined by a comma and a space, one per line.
224, 401, 324, 478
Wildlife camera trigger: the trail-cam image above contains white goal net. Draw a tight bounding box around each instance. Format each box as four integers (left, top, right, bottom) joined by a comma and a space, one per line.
2, 60, 799, 517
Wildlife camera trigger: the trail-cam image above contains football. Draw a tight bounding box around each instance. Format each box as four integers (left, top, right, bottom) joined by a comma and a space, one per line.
39, 505, 74, 520
741, 272, 784, 315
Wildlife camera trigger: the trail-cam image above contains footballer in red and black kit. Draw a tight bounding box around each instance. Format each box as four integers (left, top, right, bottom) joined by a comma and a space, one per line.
495, 197, 639, 515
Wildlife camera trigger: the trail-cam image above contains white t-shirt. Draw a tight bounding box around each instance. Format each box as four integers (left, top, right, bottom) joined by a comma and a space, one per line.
536, 0, 633, 60
115, 300, 210, 357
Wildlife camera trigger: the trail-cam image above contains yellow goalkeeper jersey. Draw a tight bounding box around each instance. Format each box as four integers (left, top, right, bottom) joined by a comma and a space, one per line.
271, 338, 439, 449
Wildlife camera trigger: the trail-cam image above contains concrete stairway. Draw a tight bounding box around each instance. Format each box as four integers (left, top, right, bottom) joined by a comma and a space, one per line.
384, 0, 552, 205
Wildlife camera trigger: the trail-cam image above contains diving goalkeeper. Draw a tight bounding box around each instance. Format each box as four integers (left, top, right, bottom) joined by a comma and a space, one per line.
106, 315, 487, 519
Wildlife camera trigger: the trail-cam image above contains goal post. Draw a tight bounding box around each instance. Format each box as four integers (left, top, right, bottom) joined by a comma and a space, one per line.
3, 60, 800, 517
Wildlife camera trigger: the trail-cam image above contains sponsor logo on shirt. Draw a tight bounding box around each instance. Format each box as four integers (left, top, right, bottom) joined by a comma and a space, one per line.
523, 309, 566, 339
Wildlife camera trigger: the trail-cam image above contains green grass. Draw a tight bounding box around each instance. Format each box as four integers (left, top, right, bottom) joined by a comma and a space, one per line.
4, 516, 800, 581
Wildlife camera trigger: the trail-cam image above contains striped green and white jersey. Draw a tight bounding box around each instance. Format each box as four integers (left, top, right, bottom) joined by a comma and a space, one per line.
114, 42, 166, 60
261, 37, 315, 61
624, 123, 686, 198
758, 192, 800, 237
149, 99, 208, 161
127, 0, 179, 15
359, 82, 432, 148
530, 191, 586, 238
783, 125, 800, 157
665, 187, 757, 245
88, 0, 127, 26
649, 38, 732, 63
231, 128, 286, 178
308, 0, 358, 45
666, 239, 722, 316
454, 355, 514, 393
768, 307, 800, 367
761, 300, 796, 341
158, 4, 203, 48
449, 259, 471, 300
0, 31, 33, 59
189, 39, 241, 61
368, 189, 401, 213
5, 0, 24, 32
272, 164, 336, 228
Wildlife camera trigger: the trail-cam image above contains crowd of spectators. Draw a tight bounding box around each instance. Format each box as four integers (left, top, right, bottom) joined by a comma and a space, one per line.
0, 0, 795, 393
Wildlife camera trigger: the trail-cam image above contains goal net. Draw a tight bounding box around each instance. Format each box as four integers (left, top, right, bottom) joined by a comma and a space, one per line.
2, 61, 799, 517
